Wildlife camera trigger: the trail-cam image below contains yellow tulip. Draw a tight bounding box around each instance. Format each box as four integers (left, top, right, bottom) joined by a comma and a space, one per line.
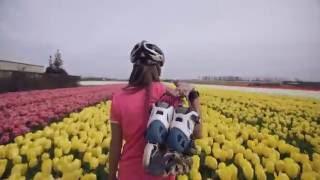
234, 153, 244, 166
219, 150, 228, 161
217, 164, 238, 180
229, 164, 238, 180
262, 158, 275, 174
215, 134, 225, 144
89, 157, 99, 169
0, 146, 7, 158
54, 148, 63, 158
274, 172, 290, 180
34, 172, 54, 180
91, 147, 102, 157
204, 145, 211, 155
204, 156, 217, 170
13, 155, 22, 164
302, 162, 313, 172
43, 139, 52, 150
61, 169, 83, 180
190, 169, 202, 180
83, 152, 92, 163
61, 141, 72, 154
41, 153, 50, 161
41, 159, 52, 174
291, 152, 309, 164
52, 157, 60, 171
216, 167, 230, 180
101, 138, 111, 149
98, 154, 108, 165
29, 158, 38, 168
192, 155, 200, 170
195, 145, 202, 155
177, 174, 188, 180
251, 153, 260, 166
283, 159, 300, 179
78, 142, 87, 152
255, 164, 266, 180
0, 159, 7, 178
11, 164, 28, 176
14, 136, 24, 145
226, 149, 234, 160
212, 147, 221, 159
7, 145, 19, 160
242, 163, 254, 180
301, 171, 320, 180
244, 149, 253, 160
213, 142, 220, 149
275, 160, 285, 172
278, 143, 290, 154
43, 127, 54, 138
218, 162, 226, 169
94, 132, 104, 144
241, 131, 249, 140
311, 158, 320, 172
81, 173, 97, 180
34, 146, 43, 156
8, 174, 25, 180
247, 140, 256, 149
71, 159, 82, 170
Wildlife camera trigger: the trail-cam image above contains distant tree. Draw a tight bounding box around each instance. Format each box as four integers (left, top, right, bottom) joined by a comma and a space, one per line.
54, 49, 63, 68
45, 50, 68, 75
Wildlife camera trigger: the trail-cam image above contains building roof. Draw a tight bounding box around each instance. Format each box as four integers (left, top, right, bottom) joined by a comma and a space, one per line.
0, 59, 44, 68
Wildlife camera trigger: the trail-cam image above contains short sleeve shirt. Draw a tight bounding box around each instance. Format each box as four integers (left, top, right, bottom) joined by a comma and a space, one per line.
110, 82, 176, 180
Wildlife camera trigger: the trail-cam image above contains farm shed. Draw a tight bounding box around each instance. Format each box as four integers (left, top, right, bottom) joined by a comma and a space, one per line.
0, 59, 44, 73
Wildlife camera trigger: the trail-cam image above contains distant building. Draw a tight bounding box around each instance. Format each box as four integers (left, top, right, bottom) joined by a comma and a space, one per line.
0, 60, 44, 73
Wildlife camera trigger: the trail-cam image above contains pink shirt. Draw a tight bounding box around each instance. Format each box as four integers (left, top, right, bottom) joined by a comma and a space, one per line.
110, 82, 178, 180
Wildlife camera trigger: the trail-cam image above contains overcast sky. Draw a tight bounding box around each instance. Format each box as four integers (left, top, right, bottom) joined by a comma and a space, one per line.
0, 0, 320, 81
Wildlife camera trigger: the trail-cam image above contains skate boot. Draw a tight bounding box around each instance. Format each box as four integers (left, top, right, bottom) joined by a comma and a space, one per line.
145, 101, 174, 144
166, 107, 199, 153
143, 101, 174, 169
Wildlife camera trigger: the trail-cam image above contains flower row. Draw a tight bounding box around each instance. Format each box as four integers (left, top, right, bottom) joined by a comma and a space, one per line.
0, 85, 122, 144
0, 102, 111, 179
199, 87, 320, 154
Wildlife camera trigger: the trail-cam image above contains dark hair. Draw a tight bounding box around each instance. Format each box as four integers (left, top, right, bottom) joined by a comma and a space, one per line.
127, 64, 161, 88
124, 64, 162, 115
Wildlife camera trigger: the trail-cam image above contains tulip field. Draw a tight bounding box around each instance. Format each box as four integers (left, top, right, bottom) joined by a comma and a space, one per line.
1, 85, 320, 179
0, 85, 122, 145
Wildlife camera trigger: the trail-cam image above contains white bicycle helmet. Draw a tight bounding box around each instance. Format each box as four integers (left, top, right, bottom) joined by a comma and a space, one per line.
130, 40, 165, 66
167, 107, 199, 153
146, 101, 174, 144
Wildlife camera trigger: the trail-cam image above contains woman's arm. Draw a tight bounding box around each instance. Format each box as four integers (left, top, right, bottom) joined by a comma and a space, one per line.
189, 96, 202, 139
164, 86, 180, 97
165, 82, 202, 138
108, 122, 123, 180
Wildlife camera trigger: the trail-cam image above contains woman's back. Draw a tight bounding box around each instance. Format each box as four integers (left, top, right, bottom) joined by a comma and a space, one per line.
111, 82, 173, 180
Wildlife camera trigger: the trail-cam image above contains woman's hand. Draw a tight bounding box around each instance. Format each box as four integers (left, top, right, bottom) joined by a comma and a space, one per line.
190, 97, 202, 139
169, 81, 202, 138
176, 82, 202, 139
165, 87, 181, 97
175, 82, 194, 97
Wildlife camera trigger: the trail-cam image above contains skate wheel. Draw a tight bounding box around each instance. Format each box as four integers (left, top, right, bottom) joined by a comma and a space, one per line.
143, 143, 157, 167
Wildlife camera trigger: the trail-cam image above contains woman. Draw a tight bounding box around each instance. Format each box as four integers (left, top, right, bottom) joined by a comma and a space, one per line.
108, 41, 202, 180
